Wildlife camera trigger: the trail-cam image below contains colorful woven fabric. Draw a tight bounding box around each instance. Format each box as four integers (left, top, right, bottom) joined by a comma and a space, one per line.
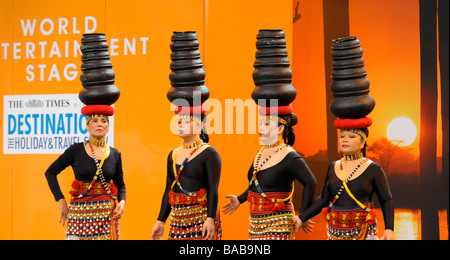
66, 182, 119, 240
168, 191, 222, 240
69, 179, 117, 198
248, 191, 294, 240
324, 203, 378, 240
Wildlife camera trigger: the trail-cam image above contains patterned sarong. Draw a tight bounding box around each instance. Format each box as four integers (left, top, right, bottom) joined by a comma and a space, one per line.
323, 203, 378, 240
65, 180, 119, 240
168, 191, 222, 240
248, 191, 294, 240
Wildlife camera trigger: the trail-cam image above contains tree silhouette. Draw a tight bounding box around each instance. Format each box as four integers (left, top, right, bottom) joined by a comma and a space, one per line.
367, 137, 418, 175
367, 137, 398, 174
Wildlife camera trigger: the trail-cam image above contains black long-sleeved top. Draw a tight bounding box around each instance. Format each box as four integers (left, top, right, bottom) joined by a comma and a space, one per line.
299, 161, 394, 230
45, 142, 126, 202
237, 151, 317, 214
157, 146, 221, 222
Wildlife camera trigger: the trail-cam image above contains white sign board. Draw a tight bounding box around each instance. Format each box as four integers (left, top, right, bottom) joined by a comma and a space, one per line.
3, 94, 114, 154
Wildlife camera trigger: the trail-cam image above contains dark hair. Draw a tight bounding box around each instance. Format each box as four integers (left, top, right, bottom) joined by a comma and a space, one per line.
278, 113, 298, 146
192, 114, 209, 143
358, 127, 369, 156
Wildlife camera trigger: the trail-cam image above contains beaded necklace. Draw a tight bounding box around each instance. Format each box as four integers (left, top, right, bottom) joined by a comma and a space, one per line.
249, 143, 294, 203
89, 138, 106, 147
89, 143, 118, 203
264, 141, 281, 148
343, 151, 363, 161
71, 143, 108, 200
183, 139, 203, 149
171, 142, 206, 196
326, 158, 368, 214
339, 158, 373, 221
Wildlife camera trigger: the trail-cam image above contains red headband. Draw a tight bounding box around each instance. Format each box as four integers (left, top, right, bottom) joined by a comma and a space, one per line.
258, 105, 293, 116
334, 117, 372, 129
174, 105, 206, 115
81, 105, 115, 116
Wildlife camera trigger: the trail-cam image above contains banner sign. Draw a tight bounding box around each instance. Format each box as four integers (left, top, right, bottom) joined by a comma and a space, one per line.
3, 93, 114, 154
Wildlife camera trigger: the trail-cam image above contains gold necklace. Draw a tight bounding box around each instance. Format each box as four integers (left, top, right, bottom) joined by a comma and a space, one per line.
183, 139, 204, 149
89, 138, 106, 147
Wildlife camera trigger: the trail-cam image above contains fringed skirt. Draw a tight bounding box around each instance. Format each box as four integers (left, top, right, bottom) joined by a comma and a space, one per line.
323, 203, 378, 240
168, 190, 222, 240
248, 191, 295, 240
65, 181, 119, 240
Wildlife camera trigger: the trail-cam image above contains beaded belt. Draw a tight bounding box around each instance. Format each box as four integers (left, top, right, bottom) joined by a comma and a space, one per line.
169, 189, 207, 207
248, 190, 293, 214
69, 179, 117, 197
323, 202, 376, 228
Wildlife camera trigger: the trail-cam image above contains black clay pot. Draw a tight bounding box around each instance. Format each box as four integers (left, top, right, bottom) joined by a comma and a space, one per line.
167, 31, 209, 106
329, 36, 375, 119
329, 95, 375, 119
251, 29, 296, 107
78, 33, 120, 106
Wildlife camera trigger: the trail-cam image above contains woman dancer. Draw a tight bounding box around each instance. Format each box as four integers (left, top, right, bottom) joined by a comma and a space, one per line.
299, 128, 394, 240
45, 33, 125, 240
152, 113, 221, 240
151, 31, 222, 240
223, 113, 317, 240
223, 30, 317, 240
298, 36, 394, 240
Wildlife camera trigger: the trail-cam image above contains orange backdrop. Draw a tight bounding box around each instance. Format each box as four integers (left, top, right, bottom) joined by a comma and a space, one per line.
1, 0, 439, 240
0, 0, 292, 240
292, 0, 421, 158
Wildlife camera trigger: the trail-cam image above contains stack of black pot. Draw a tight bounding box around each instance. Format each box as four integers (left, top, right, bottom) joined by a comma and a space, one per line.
329, 36, 375, 128
167, 31, 209, 114
251, 29, 296, 115
79, 33, 120, 116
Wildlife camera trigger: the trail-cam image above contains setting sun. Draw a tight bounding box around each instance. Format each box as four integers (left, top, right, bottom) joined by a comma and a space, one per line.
387, 117, 418, 146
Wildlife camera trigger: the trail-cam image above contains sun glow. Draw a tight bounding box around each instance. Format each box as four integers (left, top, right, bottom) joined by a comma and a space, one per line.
387, 117, 418, 146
